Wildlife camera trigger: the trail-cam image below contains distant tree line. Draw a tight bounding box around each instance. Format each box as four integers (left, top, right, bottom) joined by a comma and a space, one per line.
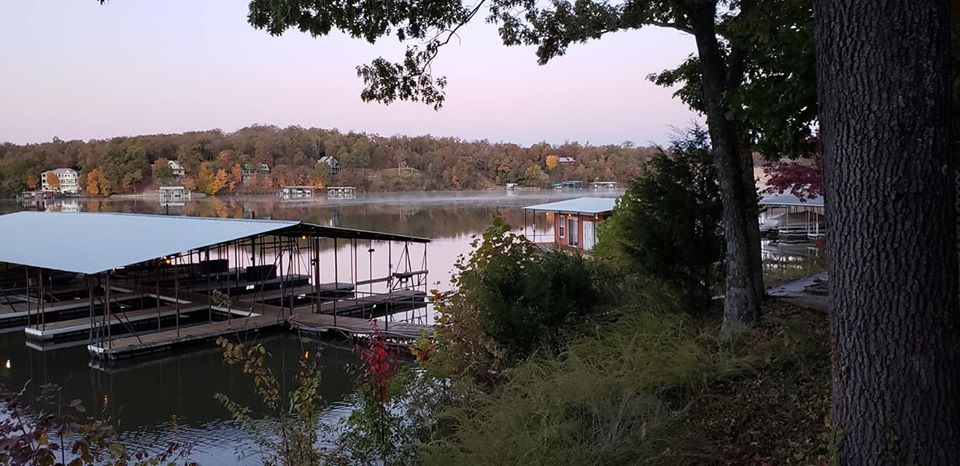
0, 126, 655, 197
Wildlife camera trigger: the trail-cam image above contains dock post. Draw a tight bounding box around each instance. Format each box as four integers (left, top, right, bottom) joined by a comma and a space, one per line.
24, 267, 30, 327
174, 256, 180, 337
105, 272, 111, 349
313, 237, 320, 314
39, 268, 44, 331
333, 238, 338, 327
155, 261, 161, 332
88, 277, 95, 342
279, 236, 285, 317
206, 248, 212, 323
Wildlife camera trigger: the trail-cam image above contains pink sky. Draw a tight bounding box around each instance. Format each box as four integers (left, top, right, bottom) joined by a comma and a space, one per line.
0, 0, 699, 146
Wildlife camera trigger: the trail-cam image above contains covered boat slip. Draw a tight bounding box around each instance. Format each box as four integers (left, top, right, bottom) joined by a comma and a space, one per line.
0, 212, 432, 360
759, 194, 826, 242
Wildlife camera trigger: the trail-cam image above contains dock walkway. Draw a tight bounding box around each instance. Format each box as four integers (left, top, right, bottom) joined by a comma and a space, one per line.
25, 303, 208, 341
291, 313, 432, 341
0, 291, 147, 328
82, 288, 430, 361
89, 307, 287, 360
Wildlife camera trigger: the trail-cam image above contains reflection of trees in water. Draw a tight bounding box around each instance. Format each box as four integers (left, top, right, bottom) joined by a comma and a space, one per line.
109, 198, 530, 240
2, 196, 541, 239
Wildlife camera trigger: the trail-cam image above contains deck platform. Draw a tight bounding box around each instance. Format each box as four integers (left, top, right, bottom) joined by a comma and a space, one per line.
290, 313, 432, 341
25, 303, 209, 341
0, 291, 151, 329
88, 308, 286, 360
86, 288, 429, 361
294, 289, 427, 318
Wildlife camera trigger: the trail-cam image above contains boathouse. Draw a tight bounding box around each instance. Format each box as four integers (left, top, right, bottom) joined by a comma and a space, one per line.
759, 193, 826, 242
524, 197, 617, 253
280, 185, 315, 199
0, 212, 431, 361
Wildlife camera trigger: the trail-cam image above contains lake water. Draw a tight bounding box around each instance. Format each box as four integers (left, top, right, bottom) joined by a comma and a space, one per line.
0, 190, 619, 464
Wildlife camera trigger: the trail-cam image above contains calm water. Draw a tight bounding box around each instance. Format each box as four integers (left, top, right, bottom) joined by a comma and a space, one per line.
0, 190, 619, 464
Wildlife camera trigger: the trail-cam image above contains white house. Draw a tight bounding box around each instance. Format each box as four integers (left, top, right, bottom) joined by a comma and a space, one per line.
40, 168, 80, 194
241, 163, 271, 185
318, 156, 341, 175
168, 160, 186, 177
557, 156, 577, 165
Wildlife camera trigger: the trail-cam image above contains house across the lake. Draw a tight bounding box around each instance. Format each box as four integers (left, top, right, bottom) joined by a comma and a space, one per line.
524, 197, 618, 253
40, 168, 80, 194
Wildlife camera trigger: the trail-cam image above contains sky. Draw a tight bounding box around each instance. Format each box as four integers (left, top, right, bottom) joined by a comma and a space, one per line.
0, 0, 699, 147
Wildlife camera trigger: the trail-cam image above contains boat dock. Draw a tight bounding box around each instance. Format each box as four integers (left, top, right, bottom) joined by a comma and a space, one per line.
0, 212, 433, 363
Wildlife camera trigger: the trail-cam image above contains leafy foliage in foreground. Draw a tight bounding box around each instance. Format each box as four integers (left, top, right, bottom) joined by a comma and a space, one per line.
421, 302, 831, 465
0, 383, 194, 466
215, 337, 325, 466
431, 218, 604, 385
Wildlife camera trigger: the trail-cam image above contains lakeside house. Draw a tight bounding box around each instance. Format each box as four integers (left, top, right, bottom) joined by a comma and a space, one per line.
40, 168, 80, 194
168, 160, 186, 178
524, 197, 617, 253
318, 156, 341, 175
241, 163, 271, 184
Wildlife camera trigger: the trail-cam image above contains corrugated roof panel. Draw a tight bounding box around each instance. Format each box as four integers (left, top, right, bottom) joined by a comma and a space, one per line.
0, 212, 298, 274
524, 197, 618, 214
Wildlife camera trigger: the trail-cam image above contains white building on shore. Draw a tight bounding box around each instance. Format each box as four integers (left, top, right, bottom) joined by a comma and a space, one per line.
40, 168, 80, 194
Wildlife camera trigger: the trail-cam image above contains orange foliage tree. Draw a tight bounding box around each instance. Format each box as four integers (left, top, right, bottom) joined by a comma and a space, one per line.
86, 168, 107, 195
195, 162, 229, 195
45, 172, 60, 190
24, 174, 38, 190
545, 154, 559, 170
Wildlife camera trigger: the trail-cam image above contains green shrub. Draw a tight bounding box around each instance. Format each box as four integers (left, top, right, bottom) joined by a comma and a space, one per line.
420, 302, 832, 466
421, 310, 706, 466
475, 250, 599, 358
433, 219, 604, 383
595, 126, 722, 313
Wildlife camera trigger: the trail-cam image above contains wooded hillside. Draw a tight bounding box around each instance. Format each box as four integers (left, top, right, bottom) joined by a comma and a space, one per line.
0, 126, 655, 196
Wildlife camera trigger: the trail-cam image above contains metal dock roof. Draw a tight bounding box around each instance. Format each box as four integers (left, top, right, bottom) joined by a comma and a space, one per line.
0, 212, 429, 275
759, 193, 824, 207
524, 197, 618, 214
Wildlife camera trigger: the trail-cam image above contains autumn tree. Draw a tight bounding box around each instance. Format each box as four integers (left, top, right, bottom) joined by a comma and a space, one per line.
44, 172, 60, 190
545, 154, 559, 171
815, 0, 960, 462
85, 168, 107, 195
24, 174, 38, 190
195, 162, 229, 195
763, 152, 823, 201
245, 0, 817, 331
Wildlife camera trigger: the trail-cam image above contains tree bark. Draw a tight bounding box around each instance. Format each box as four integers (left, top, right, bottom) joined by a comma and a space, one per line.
741, 146, 766, 300
815, 0, 960, 463
689, 3, 760, 333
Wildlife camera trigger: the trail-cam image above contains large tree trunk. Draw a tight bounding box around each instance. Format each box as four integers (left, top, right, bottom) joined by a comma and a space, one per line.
815, 0, 960, 462
740, 146, 765, 300
689, 4, 760, 333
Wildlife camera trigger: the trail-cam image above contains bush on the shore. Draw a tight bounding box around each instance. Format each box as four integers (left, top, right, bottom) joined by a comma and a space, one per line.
421, 302, 831, 465
431, 219, 606, 385
595, 126, 723, 313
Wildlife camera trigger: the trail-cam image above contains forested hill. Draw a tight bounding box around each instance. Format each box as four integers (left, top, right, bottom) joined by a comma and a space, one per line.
0, 125, 655, 197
